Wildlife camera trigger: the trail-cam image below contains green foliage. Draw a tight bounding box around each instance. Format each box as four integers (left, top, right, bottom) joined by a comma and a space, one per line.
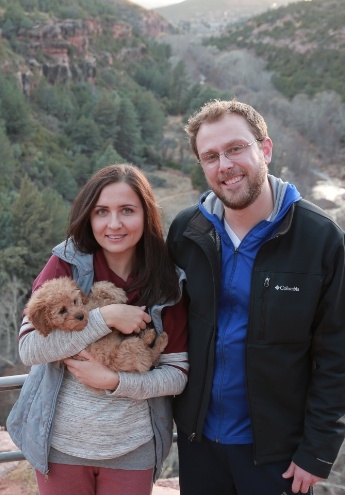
191, 164, 208, 193
66, 115, 102, 156
32, 80, 76, 120
9, 176, 68, 285
0, 122, 15, 189
182, 84, 225, 117
0, 73, 32, 139
166, 60, 190, 115
132, 90, 165, 146
114, 96, 142, 164
0, 191, 17, 250
93, 144, 124, 172
92, 92, 120, 142
0, 0, 213, 287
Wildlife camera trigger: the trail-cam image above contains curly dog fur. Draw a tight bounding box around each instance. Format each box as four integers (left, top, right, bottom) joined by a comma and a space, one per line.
26, 277, 168, 373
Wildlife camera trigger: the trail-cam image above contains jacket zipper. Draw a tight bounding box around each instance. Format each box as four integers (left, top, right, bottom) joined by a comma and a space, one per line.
188, 323, 215, 442
259, 277, 270, 340
187, 230, 220, 442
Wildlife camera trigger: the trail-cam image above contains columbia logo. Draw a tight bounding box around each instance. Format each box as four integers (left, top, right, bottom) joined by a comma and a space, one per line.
275, 285, 299, 292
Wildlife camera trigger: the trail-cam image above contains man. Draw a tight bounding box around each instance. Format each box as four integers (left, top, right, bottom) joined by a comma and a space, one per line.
167, 99, 345, 495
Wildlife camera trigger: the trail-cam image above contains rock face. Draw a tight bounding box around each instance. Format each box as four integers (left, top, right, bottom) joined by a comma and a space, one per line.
10, 10, 172, 91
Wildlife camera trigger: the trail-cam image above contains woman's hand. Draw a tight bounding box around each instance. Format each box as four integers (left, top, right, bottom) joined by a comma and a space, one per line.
99, 304, 151, 334
64, 350, 119, 391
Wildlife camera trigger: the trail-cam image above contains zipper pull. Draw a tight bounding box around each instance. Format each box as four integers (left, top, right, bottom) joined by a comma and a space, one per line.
188, 432, 196, 442
264, 277, 270, 288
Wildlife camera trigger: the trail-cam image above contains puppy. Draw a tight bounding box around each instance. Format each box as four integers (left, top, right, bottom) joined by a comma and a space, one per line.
26, 277, 168, 373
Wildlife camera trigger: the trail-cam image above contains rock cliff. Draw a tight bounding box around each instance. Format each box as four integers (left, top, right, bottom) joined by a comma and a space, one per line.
3, 8, 172, 93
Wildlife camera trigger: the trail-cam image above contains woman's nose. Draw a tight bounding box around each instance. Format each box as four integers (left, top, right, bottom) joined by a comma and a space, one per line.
108, 214, 122, 228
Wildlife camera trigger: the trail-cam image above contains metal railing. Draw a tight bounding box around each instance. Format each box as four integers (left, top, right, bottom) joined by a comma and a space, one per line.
0, 374, 27, 463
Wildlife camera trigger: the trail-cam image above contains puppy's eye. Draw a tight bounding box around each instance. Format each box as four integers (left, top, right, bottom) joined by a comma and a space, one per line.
59, 307, 68, 315
73, 299, 78, 305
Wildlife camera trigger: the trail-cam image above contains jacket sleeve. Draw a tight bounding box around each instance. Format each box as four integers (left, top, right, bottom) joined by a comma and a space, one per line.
293, 233, 345, 478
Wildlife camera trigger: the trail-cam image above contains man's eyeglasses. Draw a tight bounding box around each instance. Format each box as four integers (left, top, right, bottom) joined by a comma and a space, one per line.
198, 140, 260, 168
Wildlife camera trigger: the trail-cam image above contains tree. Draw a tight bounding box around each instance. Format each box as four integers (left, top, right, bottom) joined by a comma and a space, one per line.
66, 115, 102, 156
10, 176, 65, 285
0, 122, 15, 190
92, 92, 120, 142
132, 91, 165, 146
0, 276, 27, 366
114, 96, 142, 164
0, 73, 32, 140
167, 60, 190, 115
0, 191, 17, 250
32, 80, 75, 121
94, 144, 124, 172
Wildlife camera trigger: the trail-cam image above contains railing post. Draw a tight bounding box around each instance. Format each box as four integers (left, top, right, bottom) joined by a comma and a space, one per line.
0, 374, 27, 463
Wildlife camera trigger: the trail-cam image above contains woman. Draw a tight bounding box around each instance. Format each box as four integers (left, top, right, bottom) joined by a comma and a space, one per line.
7, 164, 188, 495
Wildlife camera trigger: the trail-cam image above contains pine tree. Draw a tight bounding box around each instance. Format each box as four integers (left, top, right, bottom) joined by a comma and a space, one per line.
114, 96, 142, 164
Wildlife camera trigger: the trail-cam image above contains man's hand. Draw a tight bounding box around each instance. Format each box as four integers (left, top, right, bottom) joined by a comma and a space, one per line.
282, 461, 324, 493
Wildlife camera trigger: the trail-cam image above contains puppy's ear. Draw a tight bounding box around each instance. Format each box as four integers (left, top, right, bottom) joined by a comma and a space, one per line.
26, 297, 53, 337
29, 310, 52, 337
81, 290, 89, 306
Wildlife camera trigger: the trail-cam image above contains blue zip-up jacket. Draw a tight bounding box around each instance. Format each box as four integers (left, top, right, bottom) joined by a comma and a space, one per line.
201, 177, 301, 443
7, 239, 186, 480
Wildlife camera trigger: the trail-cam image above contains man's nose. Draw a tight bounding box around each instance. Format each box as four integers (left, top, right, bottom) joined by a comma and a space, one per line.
218, 152, 234, 171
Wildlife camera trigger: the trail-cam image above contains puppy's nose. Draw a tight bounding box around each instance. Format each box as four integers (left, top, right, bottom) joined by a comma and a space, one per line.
76, 313, 85, 321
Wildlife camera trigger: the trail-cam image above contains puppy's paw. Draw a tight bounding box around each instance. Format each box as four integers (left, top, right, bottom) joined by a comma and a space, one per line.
155, 331, 168, 352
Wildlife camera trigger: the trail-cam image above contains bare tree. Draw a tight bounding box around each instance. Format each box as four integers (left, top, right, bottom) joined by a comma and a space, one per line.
0, 276, 27, 366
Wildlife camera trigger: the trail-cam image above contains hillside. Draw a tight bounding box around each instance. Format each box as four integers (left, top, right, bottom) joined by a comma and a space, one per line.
206, 0, 345, 100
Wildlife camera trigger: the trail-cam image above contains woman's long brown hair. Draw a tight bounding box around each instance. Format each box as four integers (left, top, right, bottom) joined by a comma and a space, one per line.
66, 164, 179, 306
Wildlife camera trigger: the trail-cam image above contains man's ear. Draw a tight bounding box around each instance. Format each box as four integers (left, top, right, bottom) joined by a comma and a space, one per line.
260, 137, 273, 165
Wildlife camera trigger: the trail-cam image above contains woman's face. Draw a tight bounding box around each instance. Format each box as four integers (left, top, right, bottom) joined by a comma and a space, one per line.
90, 182, 144, 265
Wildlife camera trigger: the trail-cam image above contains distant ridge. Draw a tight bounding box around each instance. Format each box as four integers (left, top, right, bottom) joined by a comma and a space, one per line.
154, 0, 293, 22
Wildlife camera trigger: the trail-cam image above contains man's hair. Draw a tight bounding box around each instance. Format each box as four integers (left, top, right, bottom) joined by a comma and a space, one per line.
185, 99, 269, 158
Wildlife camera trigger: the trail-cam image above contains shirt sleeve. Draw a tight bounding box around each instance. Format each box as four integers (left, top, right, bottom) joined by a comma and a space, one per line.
108, 292, 189, 400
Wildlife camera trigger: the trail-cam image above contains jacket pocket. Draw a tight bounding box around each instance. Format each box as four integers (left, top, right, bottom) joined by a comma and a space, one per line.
255, 271, 322, 343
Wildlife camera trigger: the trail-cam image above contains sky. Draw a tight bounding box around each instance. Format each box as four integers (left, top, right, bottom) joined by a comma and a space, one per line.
130, 0, 186, 9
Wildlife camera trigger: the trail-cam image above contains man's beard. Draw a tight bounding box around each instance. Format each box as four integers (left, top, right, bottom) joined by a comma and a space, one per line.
207, 158, 268, 210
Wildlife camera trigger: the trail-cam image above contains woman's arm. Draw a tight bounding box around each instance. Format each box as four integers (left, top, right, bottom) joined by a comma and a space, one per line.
20, 304, 152, 366
19, 309, 112, 365
64, 294, 189, 397
64, 349, 188, 398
